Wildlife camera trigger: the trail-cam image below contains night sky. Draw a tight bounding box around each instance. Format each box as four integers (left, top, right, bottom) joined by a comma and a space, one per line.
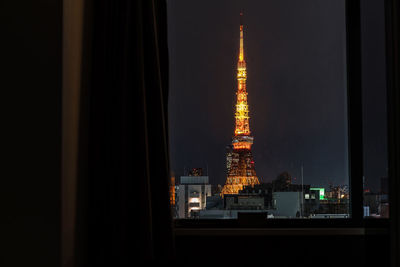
167, 0, 387, 192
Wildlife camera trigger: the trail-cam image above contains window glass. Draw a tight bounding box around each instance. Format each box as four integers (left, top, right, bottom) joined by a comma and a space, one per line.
361, 0, 389, 218
167, 0, 349, 219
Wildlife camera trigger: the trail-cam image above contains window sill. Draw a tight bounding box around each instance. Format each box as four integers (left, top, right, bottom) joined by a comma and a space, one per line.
174, 227, 388, 236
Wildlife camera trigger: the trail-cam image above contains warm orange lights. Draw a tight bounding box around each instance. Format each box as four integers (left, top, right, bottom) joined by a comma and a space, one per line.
222, 176, 260, 195
221, 12, 260, 197
239, 25, 244, 61
225, 176, 260, 186
234, 21, 250, 137
169, 175, 175, 205
232, 142, 251, 150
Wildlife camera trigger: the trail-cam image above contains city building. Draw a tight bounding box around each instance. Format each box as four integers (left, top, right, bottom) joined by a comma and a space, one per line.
239, 183, 274, 209
169, 172, 178, 217
221, 12, 260, 196
310, 187, 326, 200
364, 190, 389, 218
188, 168, 203, 176
326, 184, 349, 201
361, 177, 389, 218
312, 185, 350, 217
205, 195, 224, 210
364, 192, 381, 214
169, 172, 175, 206
211, 184, 223, 195
315, 184, 349, 215
224, 177, 321, 217
176, 175, 212, 218
272, 191, 302, 218
272, 186, 320, 218
379, 177, 389, 218
224, 194, 265, 210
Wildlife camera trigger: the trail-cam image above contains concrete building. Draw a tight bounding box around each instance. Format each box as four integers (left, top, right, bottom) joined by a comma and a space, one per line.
271, 189, 321, 218
272, 191, 302, 218
176, 176, 212, 218
224, 194, 264, 210
237, 184, 320, 218
205, 195, 223, 210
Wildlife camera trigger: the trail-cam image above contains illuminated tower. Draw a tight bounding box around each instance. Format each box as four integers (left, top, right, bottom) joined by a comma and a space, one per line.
221, 11, 260, 196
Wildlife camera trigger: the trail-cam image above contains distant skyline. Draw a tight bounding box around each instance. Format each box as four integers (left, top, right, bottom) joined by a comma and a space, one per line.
167, 0, 387, 192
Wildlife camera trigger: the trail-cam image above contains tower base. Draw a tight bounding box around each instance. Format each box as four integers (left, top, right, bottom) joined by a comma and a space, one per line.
221, 176, 260, 196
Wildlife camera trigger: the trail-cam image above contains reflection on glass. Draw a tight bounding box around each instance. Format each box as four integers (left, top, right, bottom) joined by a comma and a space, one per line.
361, 0, 388, 219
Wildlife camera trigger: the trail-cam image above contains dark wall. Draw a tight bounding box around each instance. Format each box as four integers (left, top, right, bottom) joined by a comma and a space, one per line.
1, 1, 62, 266
175, 232, 389, 266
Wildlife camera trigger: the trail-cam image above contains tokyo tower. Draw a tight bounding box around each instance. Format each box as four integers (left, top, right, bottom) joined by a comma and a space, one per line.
221, 11, 260, 196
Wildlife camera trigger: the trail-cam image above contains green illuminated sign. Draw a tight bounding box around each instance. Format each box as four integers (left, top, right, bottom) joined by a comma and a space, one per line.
311, 188, 325, 200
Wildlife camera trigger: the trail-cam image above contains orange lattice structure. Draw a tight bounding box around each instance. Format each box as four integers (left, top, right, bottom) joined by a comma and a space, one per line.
221, 12, 260, 196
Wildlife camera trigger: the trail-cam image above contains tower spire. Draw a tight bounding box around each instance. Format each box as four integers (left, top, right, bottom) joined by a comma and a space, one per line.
239, 11, 244, 62
235, 11, 249, 137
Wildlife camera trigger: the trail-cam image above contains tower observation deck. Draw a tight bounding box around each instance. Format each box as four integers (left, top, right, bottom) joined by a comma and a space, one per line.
221, 11, 260, 196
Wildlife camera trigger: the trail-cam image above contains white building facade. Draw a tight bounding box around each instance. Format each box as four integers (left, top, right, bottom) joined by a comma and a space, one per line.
176, 176, 212, 218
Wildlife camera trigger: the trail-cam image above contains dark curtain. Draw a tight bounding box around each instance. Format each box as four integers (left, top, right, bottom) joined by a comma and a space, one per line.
75, 0, 174, 265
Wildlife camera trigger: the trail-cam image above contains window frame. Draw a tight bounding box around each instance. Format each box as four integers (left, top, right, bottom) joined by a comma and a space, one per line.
171, 0, 389, 229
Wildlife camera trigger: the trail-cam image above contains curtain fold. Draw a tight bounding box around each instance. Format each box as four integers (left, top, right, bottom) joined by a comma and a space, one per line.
74, 0, 174, 265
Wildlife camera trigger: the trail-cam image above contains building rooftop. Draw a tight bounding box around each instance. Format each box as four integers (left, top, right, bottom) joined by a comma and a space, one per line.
180, 176, 209, 184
